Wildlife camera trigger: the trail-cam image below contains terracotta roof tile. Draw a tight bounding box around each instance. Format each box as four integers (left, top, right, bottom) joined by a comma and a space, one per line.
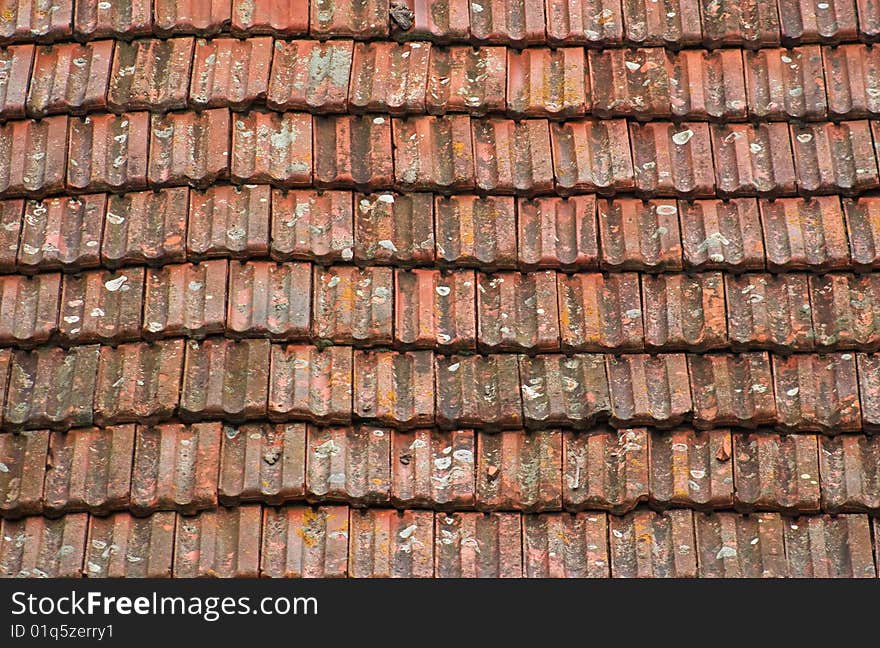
679, 198, 765, 272
313, 265, 393, 345
0, 428, 48, 517
784, 513, 876, 577
218, 422, 307, 505
550, 119, 635, 194
857, 0, 880, 39
597, 199, 683, 271
733, 431, 821, 512
792, 120, 879, 194
148, 109, 230, 187
823, 44, 880, 118
469, 0, 546, 45
562, 427, 648, 513
173, 505, 262, 577
394, 0, 470, 41
231, 111, 313, 186
271, 189, 353, 263
772, 352, 861, 433
778, 0, 858, 43
0, 0, 73, 44
519, 353, 611, 427
744, 46, 827, 120
688, 353, 776, 428
230, 0, 309, 36
154, 0, 232, 36
268, 344, 353, 423
507, 47, 588, 118
393, 114, 475, 190
608, 508, 697, 577
73, 0, 153, 40
309, 0, 389, 39
711, 122, 796, 196
760, 196, 850, 271
261, 504, 349, 577
306, 424, 391, 505
589, 48, 670, 120
818, 434, 880, 511
856, 352, 880, 431
227, 260, 311, 338
606, 353, 692, 428
648, 427, 734, 509
523, 511, 609, 577
0, 116, 68, 196
266, 39, 353, 112
476, 428, 562, 512
425, 45, 506, 115
477, 270, 559, 352
642, 272, 726, 351
59, 267, 143, 343
395, 268, 476, 349
0, 271, 60, 346
434, 195, 516, 269
354, 192, 433, 264
435, 510, 522, 577
353, 349, 435, 427
621, 0, 701, 46
699, 0, 781, 48
630, 122, 715, 197
349, 508, 434, 577
102, 188, 188, 267
390, 428, 475, 509
190, 36, 272, 110
809, 273, 880, 350
4, 344, 100, 430
436, 353, 522, 429
695, 511, 787, 577
314, 115, 394, 189
725, 273, 815, 351
27, 40, 113, 117
108, 38, 194, 112
544, 0, 623, 45
85, 511, 176, 578
144, 260, 228, 339
472, 118, 554, 194
0, 199, 22, 271
349, 41, 430, 114
93, 340, 184, 426
843, 197, 880, 270
0, 514, 87, 578
668, 48, 747, 120
43, 425, 134, 516
557, 272, 644, 352
180, 337, 271, 421
67, 112, 149, 192
517, 196, 598, 271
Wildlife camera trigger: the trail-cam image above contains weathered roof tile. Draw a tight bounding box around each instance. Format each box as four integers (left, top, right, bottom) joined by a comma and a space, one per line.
791, 120, 879, 194
174, 505, 262, 577
733, 431, 821, 512
227, 260, 311, 338
642, 272, 727, 351
436, 353, 522, 429
268, 344, 353, 423
230, 0, 309, 36
108, 38, 194, 112
435, 511, 522, 577
557, 272, 644, 352
819, 434, 880, 512
472, 118, 554, 194
266, 39, 353, 112
85, 511, 175, 578
102, 188, 188, 268
609, 508, 697, 577
589, 48, 671, 120
0, 429, 48, 517
349, 508, 434, 577
144, 260, 228, 339
649, 427, 734, 509
271, 189, 353, 263
261, 504, 349, 577
0, 272, 60, 346
518, 195, 598, 271
426, 45, 506, 115
28, 40, 113, 117
551, 119, 635, 194
0, 514, 87, 578
477, 270, 559, 352
711, 122, 796, 196
695, 511, 787, 577
391, 428, 475, 509
725, 273, 815, 351
154, 0, 232, 36
314, 115, 394, 189
784, 514, 876, 577
435, 195, 516, 269
668, 48, 747, 120
67, 112, 149, 192
759, 197, 850, 271
507, 47, 588, 118
744, 46, 827, 120
395, 268, 476, 349
688, 352, 776, 428
393, 114, 475, 190
353, 349, 435, 427
523, 512, 609, 577
0, 116, 68, 196
519, 353, 611, 427
349, 41, 430, 114
231, 111, 312, 186
306, 425, 391, 505
597, 199, 683, 271
606, 353, 692, 428
679, 198, 765, 272
621, 0, 701, 46
59, 267, 143, 344
544, 0, 623, 45
313, 265, 393, 345
190, 36, 272, 110
309, 0, 390, 39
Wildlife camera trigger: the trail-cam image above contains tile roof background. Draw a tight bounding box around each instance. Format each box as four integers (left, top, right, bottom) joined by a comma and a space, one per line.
0, 0, 879, 578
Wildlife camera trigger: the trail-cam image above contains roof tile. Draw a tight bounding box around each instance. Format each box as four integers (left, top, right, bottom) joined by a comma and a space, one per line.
67, 112, 149, 192
268, 344, 353, 423
621, 0, 701, 46
630, 122, 715, 197
143, 260, 229, 339
59, 267, 143, 344
306, 424, 391, 505
174, 505, 262, 577
606, 353, 692, 428
744, 46, 827, 120
695, 511, 787, 577
711, 122, 796, 196
699, 0, 781, 47
354, 192, 433, 264
519, 353, 611, 427
523, 512, 609, 577
856, 352, 880, 431
725, 273, 815, 351
472, 118, 553, 194
349, 508, 434, 577
507, 47, 588, 118
353, 349, 435, 427
544, 0, 623, 45
231, 111, 313, 186
4, 344, 99, 430
271, 189, 353, 263
349, 41, 430, 114
648, 427, 734, 509
823, 44, 880, 118
102, 188, 188, 267
218, 422, 307, 505
733, 431, 821, 512
551, 119, 634, 194
0, 0, 73, 44
313, 265, 393, 345
395, 268, 476, 349
435, 511, 522, 577
608, 508, 697, 577
679, 198, 765, 272
190, 36, 272, 110
476, 428, 562, 512
778, 0, 858, 43
231, 0, 309, 36
857, 0, 880, 38
73, 0, 153, 40
589, 48, 670, 120
0, 199, 22, 271
784, 514, 876, 577
642, 271, 727, 351
760, 197, 850, 271
688, 352, 776, 428
180, 338, 271, 421
148, 109, 230, 187
0, 514, 87, 578
0, 272, 60, 346
261, 505, 349, 577
668, 48, 747, 120
477, 270, 559, 352
843, 197, 880, 270
792, 120, 879, 194
518, 195, 598, 270
393, 115, 475, 190
469, 0, 546, 45
396, 0, 470, 41
563, 427, 648, 513
85, 511, 176, 578
425, 45, 506, 115
436, 353, 522, 429
93, 340, 185, 426
772, 352, 861, 433
557, 272, 644, 352
131, 422, 221, 515
810, 273, 880, 350
391, 428, 475, 509
108, 38, 194, 112
0, 429, 48, 517
0, 116, 68, 196
435, 195, 516, 269
154, 0, 232, 36
227, 260, 311, 338
27, 40, 113, 117
597, 199, 683, 271
314, 115, 394, 189
309, 0, 390, 38
819, 434, 880, 511
266, 39, 353, 112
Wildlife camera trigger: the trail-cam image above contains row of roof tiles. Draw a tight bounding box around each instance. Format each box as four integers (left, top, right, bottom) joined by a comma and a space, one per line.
0, 342, 878, 433
3, 423, 880, 517
8, 263, 880, 354
5, 191, 880, 275
2, 0, 880, 48
7, 112, 880, 198
2, 505, 877, 578
9, 39, 880, 122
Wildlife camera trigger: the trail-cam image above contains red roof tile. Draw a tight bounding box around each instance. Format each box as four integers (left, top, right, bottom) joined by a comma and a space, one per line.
314, 115, 394, 189
544, 0, 623, 45
856, 352, 880, 431
73, 0, 153, 40
519, 353, 611, 427
436, 353, 522, 429
0, 199, 22, 271
477, 270, 559, 351
306, 424, 391, 505
469, 0, 546, 45
550, 119, 634, 194
630, 122, 715, 197
173, 505, 261, 577
711, 122, 796, 196
425, 45, 506, 115
642, 272, 727, 351
148, 109, 230, 187
230, 0, 310, 36
190, 37, 272, 110
700, 0, 781, 48
349, 41, 430, 114
668, 48, 748, 120
778, 0, 858, 43
695, 511, 787, 577
349, 508, 434, 577
354, 192, 434, 264
393, 114, 475, 190
589, 48, 671, 120
517, 195, 598, 271
435, 511, 522, 577
725, 273, 815, 351
507, 47, 588, 118
102, 188, 188, 267
523, 512, 609, 577
313, 264, 393, 345
231, 111, 313, 186
0, 514, 87, 578
760, 197, 850, 271
144, 260, 228, 339
154, 0, 232, 36
0, 0, 73, 44
67, 112, 149, 192
0, 429, 48, 517
557, 272, 644, 352
271, 189, 353, 263
309, 0, 390, 39
792, 120, 879, 194
784, 513, 876, 577
85, 511, 176, 578
227, 260, 311, 338
0, 116, 68, 196
28, 40, 113, 117
0, 271, 60, 346
823, 44, 880, 118
268, 344, 353, 423
733, 432, 821, 512
621, 0, 701, 46
353, 349, 435, 427
59, 267, 143, 343
810, 273, 880, 350
843, 197, 880, 270
434, 194, 516, 269
597, 199, 683, 271
472, 118, 554, 194
391, 428, 475, 508
395, 268, 476, 349
108, 38, 194, 112
819, 434, 880, 512
679, 198, 765, 272
260, 505, 349, 577
608, 508, 697, 577
688, 352, 776, 428
744, 46, 827, 120
266, 39, 353, 112
606, 353, 692, 428
648, 427, 734, 509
